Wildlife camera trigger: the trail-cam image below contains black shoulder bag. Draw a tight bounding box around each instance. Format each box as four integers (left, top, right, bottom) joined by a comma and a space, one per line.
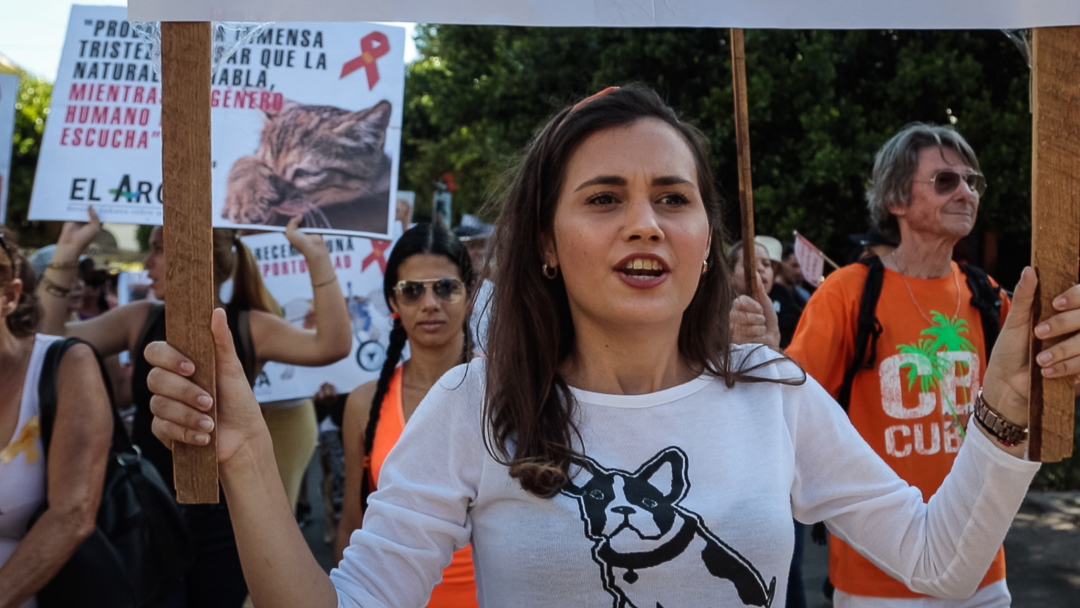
31, 337, 193, 608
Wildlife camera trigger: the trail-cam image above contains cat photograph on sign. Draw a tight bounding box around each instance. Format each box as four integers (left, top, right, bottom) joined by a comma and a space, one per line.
27, 6, 405, 240
212, 23, 405, 238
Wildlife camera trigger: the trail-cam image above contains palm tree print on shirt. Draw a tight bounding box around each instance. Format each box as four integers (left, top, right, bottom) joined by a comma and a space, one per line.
896, 312, 976, 439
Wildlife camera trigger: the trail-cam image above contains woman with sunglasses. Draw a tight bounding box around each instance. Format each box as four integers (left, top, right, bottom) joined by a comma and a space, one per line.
333, 222, 477, 607
144, 86, 1080, 608
0, 230, 112, 608
35, 213, 352, 608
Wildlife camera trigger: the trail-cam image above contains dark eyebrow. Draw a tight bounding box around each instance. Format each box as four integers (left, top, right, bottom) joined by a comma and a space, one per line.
651, 175, 693, 187
574, 175, 627, 192
573, 175, 693, 192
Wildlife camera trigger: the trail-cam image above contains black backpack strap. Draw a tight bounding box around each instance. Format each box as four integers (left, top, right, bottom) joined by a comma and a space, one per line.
837, 256, 886, 412
958, 264, 1003, 355
36, 340, 66, 456
37, 337, 129, 457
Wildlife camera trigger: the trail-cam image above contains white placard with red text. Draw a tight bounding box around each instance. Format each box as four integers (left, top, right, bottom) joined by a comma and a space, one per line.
0, 74, 19, 223
29, 5, 405, 239
243, 231, 395, 401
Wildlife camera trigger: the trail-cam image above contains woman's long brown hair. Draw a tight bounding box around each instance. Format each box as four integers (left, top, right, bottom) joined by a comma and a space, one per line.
483, 84, 802, 498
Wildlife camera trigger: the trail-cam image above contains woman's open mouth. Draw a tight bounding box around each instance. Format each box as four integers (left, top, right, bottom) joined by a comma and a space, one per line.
616, 257, 669, 288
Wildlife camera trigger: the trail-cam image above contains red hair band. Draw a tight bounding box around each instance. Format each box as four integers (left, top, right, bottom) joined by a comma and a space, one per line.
555, 86, 620, 132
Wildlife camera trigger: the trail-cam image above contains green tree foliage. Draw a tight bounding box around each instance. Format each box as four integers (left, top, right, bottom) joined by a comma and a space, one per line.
401, 27, 1031, 269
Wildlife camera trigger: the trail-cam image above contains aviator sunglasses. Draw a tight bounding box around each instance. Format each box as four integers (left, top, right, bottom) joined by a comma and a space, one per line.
393, 278, 466, 305
913, 170, 987, 197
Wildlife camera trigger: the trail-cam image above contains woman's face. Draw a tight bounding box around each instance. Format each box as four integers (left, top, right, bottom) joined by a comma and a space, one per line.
546, 118, 711, 334
144, 226, 166, 299
732, 244, 774, 295
389, 253, 469, 351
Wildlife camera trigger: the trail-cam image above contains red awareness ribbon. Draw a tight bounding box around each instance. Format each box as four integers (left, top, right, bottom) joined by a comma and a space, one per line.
340, 31, 390, 89
362, 239, 391, 274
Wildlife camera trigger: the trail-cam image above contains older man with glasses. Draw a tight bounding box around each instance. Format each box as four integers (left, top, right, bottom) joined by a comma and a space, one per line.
786, 123, 1013, 608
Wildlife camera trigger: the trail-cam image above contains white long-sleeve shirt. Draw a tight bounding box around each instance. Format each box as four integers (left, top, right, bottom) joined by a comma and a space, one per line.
331, 346, 1039, 607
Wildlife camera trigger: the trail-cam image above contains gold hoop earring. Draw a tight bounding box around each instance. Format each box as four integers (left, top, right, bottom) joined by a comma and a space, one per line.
542, 263, 558, 279
701, 260, 709, 276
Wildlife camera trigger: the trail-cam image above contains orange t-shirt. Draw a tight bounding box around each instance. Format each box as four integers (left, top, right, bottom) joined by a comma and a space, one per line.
369, 366, 479, 608
786, 261, 1010, 599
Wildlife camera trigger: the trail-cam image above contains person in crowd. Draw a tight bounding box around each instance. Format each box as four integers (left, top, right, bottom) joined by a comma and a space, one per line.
31, 245, 132, 414
454, 217, 494, 352
727, 239, 775, 298
75, 258, 111, 320
769, 243, 812, 349
755, 235, 783, 271
0, 229, 113, 608
145, 86, 1080, 608
334, 222, 478, 607
727, 240, 781, 351
312, 382, 348, 545
775, 243, 814, 305
786, 123, 1018, 607
36, 211, 351, 608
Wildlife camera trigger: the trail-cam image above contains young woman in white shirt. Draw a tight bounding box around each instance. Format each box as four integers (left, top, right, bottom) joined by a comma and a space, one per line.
145, 85, 1080, 608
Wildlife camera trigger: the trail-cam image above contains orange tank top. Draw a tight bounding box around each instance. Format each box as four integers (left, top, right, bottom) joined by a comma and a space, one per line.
369, 366, 478, 608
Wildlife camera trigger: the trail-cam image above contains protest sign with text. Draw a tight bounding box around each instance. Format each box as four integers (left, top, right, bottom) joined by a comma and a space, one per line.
29, 5, 405, 238
242, 231, 395, 401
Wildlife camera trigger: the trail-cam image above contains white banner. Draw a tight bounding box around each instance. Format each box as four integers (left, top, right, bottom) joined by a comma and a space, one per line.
0, 74, 18, 224
29, 5, 405, 239
243, 231, 395, 401
129, 0, 1080, 29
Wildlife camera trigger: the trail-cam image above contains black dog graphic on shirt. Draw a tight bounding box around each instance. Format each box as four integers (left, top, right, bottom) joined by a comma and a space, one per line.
561, 447, 776, 608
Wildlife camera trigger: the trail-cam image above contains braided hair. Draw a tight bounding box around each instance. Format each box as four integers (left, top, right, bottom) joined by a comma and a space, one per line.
360, 222, 476, 509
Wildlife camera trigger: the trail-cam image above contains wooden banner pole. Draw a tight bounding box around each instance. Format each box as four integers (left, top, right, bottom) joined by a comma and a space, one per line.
1029, 26, 1080, 462
161, 21, 219, 502
730, 28, 758, 300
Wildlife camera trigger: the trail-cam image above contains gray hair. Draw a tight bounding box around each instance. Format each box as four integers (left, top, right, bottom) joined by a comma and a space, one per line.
865, 123, 980, 243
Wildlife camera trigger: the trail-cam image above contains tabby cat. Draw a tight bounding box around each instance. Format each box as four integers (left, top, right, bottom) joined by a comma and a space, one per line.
222, 99, 392, 232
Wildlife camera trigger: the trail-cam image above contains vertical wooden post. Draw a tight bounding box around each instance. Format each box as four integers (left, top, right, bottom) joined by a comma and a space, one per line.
1029, 27, 1080, 462
730, 28, 758, 299
161, 22, 219, 502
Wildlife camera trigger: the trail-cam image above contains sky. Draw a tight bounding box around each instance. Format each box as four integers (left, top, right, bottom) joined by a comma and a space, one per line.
0, 0, 418, 79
